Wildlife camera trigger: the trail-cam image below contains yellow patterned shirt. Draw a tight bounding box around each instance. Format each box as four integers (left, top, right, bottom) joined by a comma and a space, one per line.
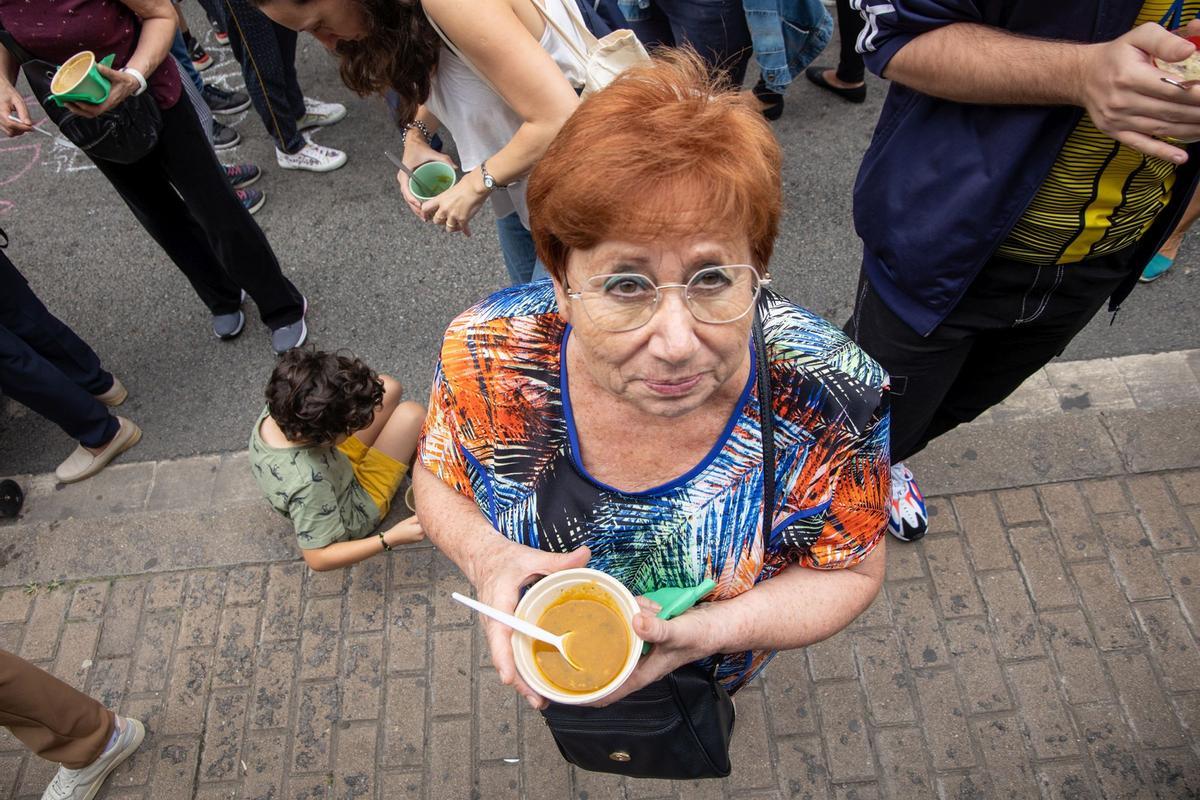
998, 0, 1199, 265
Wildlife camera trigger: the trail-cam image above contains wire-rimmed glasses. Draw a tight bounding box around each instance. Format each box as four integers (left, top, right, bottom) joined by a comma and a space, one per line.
565, 265, 769, 333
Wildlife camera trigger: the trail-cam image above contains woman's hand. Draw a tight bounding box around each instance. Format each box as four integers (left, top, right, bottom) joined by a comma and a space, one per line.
469, 540, 592, 710
0, 83, 32, 137
589, 601, 719, 707
398, 138, 456, 221
64, 65, 141, 119
422, 169, 490, 237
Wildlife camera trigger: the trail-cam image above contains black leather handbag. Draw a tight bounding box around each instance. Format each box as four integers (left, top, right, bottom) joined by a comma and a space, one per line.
0, 27, 161, 165
540, 307, 777, 780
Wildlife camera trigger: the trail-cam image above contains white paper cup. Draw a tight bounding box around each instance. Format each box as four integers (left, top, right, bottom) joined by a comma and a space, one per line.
511, 567, 643, 706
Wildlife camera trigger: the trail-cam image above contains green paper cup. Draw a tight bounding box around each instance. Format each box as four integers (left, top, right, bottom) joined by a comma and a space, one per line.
409, 161, 457, 201
50, 51, 112, 106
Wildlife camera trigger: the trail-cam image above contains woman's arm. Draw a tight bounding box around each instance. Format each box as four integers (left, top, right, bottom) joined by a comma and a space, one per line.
413, 464, 591, 708
425, 0, 579, 184
596, 540, 886, 705
66, 0, 176, 118
417, 0, 580, 232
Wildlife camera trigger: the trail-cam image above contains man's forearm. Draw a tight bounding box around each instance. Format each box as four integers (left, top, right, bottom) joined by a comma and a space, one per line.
884, 22, 1090, 105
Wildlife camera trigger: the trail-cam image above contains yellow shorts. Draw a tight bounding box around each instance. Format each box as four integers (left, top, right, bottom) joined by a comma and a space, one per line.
337, 435, 409, 518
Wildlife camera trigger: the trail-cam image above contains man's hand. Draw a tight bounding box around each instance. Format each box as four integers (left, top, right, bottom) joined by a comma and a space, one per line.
0, 83, 32, 137
469, 542, 592, 710
64, 65, 141, 119
1079, 22, 1200, 163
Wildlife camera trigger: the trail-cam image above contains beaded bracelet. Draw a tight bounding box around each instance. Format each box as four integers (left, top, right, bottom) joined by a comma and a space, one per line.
378, 530, 392, 552
402, 120, 432, 145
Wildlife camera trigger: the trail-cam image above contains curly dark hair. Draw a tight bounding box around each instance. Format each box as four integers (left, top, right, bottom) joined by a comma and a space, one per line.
252, 0, 441, 125
265, 349, 384, 445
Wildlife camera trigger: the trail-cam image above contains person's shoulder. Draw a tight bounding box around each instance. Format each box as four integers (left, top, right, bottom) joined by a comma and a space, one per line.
440, 280, 565, 365
762, 292, 888, 422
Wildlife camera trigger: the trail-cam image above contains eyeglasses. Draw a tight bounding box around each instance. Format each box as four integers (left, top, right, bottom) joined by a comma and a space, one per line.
565, 265, 769, 333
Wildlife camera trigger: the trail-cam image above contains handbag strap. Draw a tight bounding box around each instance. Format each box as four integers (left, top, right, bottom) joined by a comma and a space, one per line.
752, 297, 776, 548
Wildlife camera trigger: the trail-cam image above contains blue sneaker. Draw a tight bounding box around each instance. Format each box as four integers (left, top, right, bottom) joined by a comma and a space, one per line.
1139, 253, 1173, 282
888, 463, 929, 542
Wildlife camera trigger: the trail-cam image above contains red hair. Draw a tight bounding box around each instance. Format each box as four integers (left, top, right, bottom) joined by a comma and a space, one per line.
527, 51, 782, 282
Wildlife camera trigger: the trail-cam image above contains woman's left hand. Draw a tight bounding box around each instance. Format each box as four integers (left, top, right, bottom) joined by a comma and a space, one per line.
421, 170, 490, 237
589, 601, 718, 707
64, 65, 141, 118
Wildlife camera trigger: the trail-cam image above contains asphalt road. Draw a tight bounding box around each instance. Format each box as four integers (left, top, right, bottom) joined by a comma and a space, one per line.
2, 12, 1198, 474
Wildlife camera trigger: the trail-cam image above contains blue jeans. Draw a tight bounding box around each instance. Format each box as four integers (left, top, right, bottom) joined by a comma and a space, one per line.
171, 32, 206, 95
629, 0, 754, 86
0, 250, 118, 448
496, 213, 548, 285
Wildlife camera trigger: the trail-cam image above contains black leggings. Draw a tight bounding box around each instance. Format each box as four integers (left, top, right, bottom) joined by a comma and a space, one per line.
93, 98, 303, 329
835, 0, 865, 84
845, 247, 1140, 462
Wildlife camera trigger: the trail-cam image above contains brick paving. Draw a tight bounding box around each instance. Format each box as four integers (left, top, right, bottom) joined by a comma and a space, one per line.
0, 469, 1195, 799
1, 349, 1199, 799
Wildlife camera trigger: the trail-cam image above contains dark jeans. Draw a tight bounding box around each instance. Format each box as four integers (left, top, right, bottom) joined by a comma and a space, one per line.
0, 250, 118, 449
845, 247, 1140, 462
92, 98, 303, 329
630, 0, 754, 87
220, 0, 306, 153
835, 0, 865, 84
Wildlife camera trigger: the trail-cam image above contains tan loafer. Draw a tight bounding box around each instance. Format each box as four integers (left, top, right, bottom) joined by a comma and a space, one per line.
94, 377, 128, 407
55, 417, 142, 483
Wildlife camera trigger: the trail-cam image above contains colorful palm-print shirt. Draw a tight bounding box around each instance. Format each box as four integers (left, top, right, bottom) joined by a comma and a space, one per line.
418, 284, 890, 690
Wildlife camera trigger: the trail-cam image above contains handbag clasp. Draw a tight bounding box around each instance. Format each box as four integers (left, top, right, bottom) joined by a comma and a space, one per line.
608, 751, 631, 762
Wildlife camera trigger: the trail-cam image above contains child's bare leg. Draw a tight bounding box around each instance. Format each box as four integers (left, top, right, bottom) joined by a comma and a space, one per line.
371, 401, 425, 467
353, 376, 403, 449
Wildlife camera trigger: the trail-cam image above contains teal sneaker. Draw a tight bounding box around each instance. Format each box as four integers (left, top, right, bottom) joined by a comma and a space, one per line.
1140, 253, 1173, 282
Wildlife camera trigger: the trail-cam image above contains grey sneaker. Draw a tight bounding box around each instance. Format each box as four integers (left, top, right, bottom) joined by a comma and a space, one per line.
213, 289, 247, 340
42, 716, 145, 800
270, 297, 308, 354
212, 120, 240, 150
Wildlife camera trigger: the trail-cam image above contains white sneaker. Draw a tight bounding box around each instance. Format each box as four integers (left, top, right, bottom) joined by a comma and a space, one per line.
42, 716, 145, 800
296, 97, 347, 130
888, 462, 929, 543
276, 138, 347, 173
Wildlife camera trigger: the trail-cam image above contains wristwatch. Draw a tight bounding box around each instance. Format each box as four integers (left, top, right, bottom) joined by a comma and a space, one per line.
121, 67, 148, 96
480, 160, 509, 191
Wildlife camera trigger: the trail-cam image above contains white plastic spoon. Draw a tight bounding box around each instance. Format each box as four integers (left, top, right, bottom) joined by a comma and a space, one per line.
451, 592, 582, 670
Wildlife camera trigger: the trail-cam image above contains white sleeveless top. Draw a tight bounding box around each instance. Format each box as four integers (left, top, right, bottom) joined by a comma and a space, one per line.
424, 1, 586, 226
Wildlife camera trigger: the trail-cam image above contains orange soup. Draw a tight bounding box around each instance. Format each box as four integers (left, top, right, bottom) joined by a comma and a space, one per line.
533, 584, 630, 694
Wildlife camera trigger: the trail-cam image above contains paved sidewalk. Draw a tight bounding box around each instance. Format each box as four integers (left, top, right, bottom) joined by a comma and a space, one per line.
1, 351, 1198, 799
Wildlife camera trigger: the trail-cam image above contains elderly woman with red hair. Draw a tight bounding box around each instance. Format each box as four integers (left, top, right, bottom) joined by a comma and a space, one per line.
415, 54, 890, 715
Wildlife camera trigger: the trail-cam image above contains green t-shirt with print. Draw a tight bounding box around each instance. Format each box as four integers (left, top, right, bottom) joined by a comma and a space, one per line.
249, 407, 381, 549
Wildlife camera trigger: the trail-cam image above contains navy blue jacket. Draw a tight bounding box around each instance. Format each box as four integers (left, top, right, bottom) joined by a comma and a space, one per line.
850, 0, 1200, 335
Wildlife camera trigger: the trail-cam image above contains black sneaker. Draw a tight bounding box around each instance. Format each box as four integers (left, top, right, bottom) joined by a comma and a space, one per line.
186, 34, 213, 72
224, 163, 261, 190
211, 19, 230, 46
202, 84, 250, 115
212, 120, 240, 150
237, 188, 266, 215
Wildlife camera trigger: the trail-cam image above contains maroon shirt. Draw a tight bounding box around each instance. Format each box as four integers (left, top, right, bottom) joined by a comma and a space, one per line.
0, 0, 181, 108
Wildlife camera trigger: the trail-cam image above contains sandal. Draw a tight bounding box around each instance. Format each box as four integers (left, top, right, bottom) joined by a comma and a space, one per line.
751, 77, 785, 121
804, 66, 867, 103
